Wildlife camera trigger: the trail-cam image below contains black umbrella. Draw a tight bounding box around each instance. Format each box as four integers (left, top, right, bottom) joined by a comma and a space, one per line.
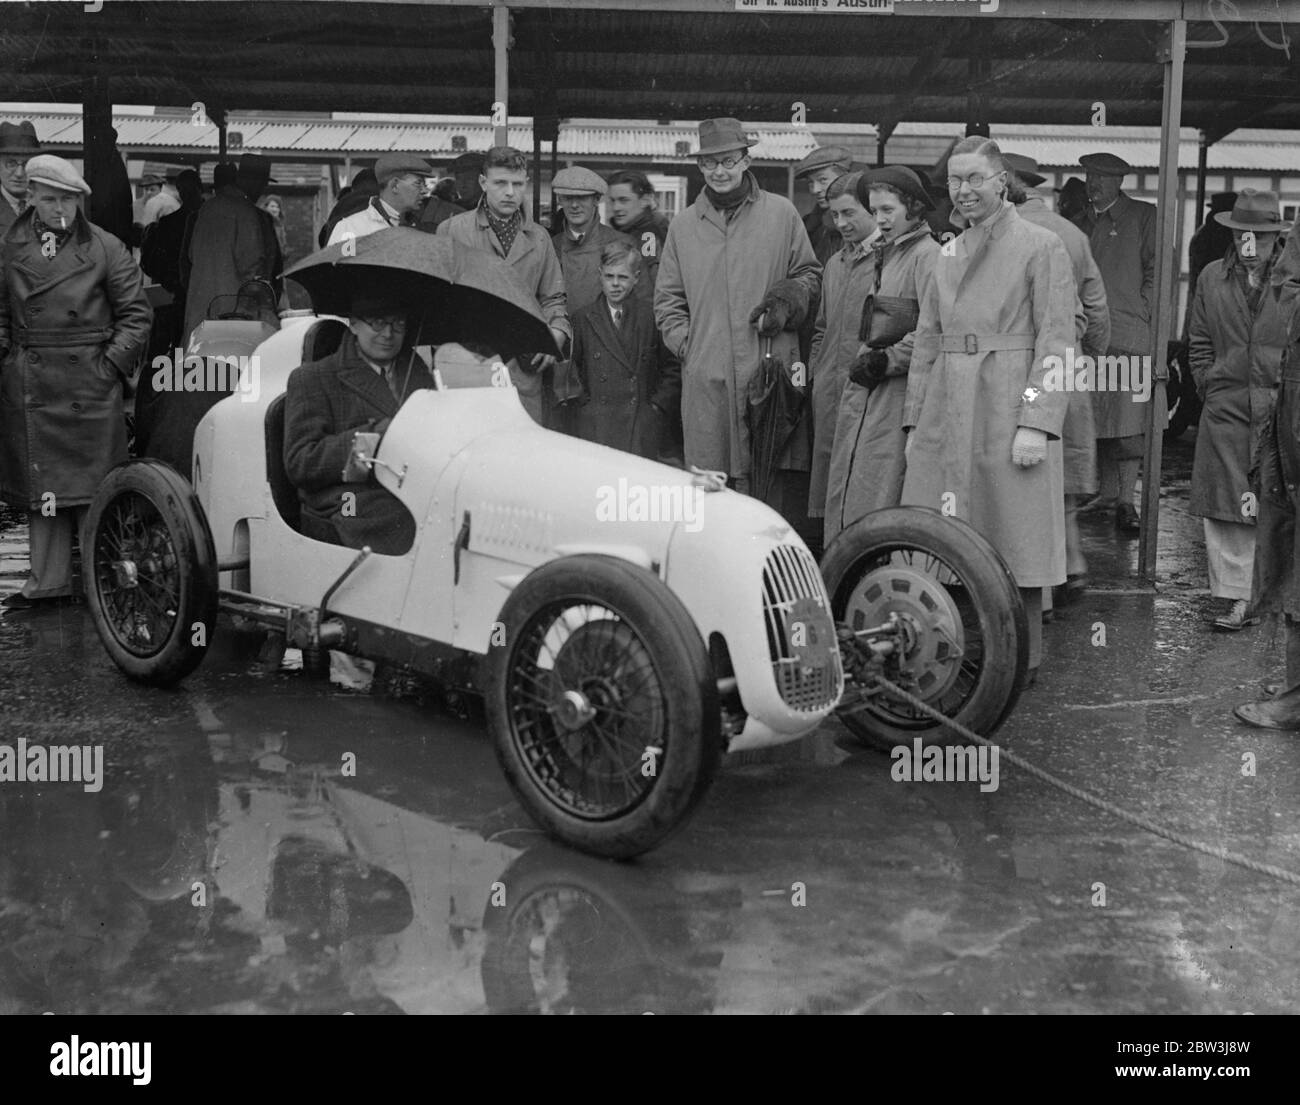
745, 328, 805, 503
284, 228, 559, 364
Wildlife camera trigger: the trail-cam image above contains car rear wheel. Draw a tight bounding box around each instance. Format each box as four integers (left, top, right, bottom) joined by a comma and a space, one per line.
822, 507, 1027, 752
83, 460, 218, 686
485, 555, 720, 860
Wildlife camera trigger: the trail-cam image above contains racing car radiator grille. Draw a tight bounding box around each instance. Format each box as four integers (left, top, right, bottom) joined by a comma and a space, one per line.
761, 544, 842, 712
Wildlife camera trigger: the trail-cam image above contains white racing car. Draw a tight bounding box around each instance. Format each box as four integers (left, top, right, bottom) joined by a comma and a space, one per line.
82, 232, 1026, 860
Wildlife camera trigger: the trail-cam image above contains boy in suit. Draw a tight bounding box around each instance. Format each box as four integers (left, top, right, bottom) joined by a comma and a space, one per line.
569, 241, 680, 461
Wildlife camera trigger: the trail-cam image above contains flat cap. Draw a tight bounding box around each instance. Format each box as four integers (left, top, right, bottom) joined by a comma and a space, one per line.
1078, 151, 1132, 177
551, 166, 607, 196
24, 154, 90, 197
1002, 152, 1046, 187
140, 172, 167, 187
375, 152, 433, 186
863, 164, 935, 211
794, 145, 853, 179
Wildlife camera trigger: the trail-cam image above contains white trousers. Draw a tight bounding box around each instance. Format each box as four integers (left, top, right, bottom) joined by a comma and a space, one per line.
1203, 518, 1255, 601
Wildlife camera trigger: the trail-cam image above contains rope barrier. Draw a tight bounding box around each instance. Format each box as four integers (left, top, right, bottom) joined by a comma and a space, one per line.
847, 674, 1300, 889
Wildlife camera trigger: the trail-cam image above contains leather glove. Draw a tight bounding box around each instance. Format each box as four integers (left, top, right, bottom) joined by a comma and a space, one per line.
849, 347, 891, 390
1011, 426, 1048, 468
748, 279, 810, 337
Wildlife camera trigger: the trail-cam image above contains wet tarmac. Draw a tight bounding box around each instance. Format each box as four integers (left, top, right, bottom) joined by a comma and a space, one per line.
1, 434, 1298, 1014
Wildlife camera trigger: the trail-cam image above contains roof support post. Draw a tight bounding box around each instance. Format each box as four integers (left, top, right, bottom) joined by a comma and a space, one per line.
787, 164, 794, 203
1139, 18, 1186, 581
493, 4, 510, 148
1194, 130, 1209, 228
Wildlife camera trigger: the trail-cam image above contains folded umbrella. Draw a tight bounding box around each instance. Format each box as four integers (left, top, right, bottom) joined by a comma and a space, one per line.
745, 324, 805, 504
284, 228, 559, 365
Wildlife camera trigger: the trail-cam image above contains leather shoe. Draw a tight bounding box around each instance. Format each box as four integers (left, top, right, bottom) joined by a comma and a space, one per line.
1234, 683, 1300, 728
1, 592, 73, 610
1053, 574, 1088, 607
1115, 503, 1140, 533
1213, 599, 1259, 631
1077, 495, 1115, 515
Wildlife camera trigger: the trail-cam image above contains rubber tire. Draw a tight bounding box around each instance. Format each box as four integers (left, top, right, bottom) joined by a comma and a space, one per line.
821, 506, 1028, 752
83, 459, 219, 686
485, 555, 720, 861
480, 845, 705, 1015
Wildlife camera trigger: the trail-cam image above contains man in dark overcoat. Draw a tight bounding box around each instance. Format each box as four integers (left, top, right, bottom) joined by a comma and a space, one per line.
0, 155, 152, 607
283, 289, 435, 555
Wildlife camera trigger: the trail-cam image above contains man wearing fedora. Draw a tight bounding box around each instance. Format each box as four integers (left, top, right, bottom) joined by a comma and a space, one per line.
0, 155, 152, 608
0, 120, 41, 238
1187, 190, 1288, 632
182, 152, 282, 344
1005, 152, 1109, 606
793, 145, 854, 266
1073, 151, 1157, 534
655, 117, 821, 537
327, 153, 432, 245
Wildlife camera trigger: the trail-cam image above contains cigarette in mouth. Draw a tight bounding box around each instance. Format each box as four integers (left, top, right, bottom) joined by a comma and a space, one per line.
60, 215, 66, 229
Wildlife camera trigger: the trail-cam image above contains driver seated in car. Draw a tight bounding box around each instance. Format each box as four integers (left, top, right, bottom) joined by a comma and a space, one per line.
284, 288, 435, 554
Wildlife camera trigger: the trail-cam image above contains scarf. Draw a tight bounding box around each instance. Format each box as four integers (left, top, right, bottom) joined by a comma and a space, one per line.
32, 214, 74, 259
484, 204, 523, 256
704, 172, 754, 219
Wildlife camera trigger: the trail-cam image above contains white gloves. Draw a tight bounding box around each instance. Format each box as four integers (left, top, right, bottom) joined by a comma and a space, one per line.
1011, 426, 1048, 468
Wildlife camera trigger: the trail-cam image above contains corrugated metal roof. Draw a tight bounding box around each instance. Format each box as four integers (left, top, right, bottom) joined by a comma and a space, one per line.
8, 112, 819, 162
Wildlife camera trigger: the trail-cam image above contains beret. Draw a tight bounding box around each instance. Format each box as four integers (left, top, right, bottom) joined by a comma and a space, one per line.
863, 164, 935, 211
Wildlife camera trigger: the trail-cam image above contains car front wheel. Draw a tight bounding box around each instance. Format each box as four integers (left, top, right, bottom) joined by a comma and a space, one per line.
485, 555, 720, 860
83, 460, 218, 686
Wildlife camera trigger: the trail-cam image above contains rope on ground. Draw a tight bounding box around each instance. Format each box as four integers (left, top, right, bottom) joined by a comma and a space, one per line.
860, 674, 1300, 889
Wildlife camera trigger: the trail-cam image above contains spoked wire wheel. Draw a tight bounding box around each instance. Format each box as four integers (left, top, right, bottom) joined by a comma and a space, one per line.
486, 556, 720, 860
84, 461, 218, 685
821, 507, 1027, 750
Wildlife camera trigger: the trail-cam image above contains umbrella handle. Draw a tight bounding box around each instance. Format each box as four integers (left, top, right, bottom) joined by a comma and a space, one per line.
757, 312, 773, 361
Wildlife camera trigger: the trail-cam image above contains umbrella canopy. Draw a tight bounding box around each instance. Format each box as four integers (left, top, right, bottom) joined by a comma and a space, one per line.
745, 337, 805, 504
285, 229, 559, 363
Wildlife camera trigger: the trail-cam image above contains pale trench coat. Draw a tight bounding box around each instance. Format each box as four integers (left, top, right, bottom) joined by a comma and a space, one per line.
823, 226, 938, 544
1017, 196, 1109, 496
654, 178, 821, 481
901, 202, 1076, 588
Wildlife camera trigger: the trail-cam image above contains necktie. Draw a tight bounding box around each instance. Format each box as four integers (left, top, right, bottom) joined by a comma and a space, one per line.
384, 364, 402, 402
612, 307, 623, 328
16, 198, 26, 215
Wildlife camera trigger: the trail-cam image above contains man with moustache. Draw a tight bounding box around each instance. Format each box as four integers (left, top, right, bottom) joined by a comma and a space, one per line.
0, 121, 41, 238
655, 117, 821, 538
0, 156, 152, 608
437, 146, 569, 425
327, 154, 432, 245
1072, 151, 1157, 534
